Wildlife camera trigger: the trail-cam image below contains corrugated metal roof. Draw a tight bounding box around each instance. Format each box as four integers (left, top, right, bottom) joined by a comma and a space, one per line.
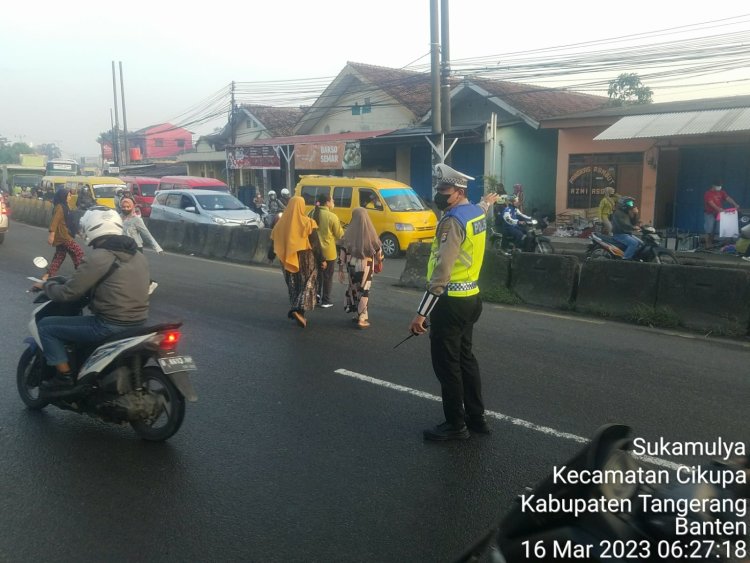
243, 129, 395, 146
595, 108, 750, 140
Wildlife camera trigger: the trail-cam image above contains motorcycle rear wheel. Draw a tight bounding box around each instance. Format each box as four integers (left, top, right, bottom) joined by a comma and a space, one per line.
130, 367, 186, 442
492, 238, 504, 252
587, 248, 612, 260
16, 347, 50, 410
653, 248, 678, 264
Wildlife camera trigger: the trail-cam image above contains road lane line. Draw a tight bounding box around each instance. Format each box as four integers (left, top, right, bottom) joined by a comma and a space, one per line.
334, 368, 683, 471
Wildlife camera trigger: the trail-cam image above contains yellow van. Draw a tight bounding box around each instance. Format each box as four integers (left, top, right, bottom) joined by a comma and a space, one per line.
295, 176, 437, 257
65, 176, 126, 209
40, 176, 71, 198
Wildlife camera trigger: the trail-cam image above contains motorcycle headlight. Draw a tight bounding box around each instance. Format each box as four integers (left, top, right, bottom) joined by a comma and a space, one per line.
212, 217, 227, 225
395, 223, 414, 231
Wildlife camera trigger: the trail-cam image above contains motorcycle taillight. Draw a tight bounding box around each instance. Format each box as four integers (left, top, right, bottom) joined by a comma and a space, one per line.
160, 331, 181, 350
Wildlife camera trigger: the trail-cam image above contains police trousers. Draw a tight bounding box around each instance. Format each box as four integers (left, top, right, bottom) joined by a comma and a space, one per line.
429, 294, 484, 426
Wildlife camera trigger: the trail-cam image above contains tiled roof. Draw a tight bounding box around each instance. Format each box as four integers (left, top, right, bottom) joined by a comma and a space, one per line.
347, 62, 436, 117
241, 105, 304, 136
468, 77, 609, 120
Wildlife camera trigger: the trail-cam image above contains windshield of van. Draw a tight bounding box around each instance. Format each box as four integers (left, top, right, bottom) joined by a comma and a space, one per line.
92, 184, 123, 198
195, 194, 246, 211
139, 183, 158, 197
379, 188, 427, 212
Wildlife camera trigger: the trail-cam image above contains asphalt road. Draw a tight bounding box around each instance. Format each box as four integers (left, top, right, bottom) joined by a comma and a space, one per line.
0, 222, 748, 562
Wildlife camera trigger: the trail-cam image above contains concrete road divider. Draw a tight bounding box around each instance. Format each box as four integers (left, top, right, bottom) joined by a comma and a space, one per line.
161, 222, 188, 252
227, 228, 260, 263
511, 253, 579, 308
182, 224, 209, 256
398, 242, 431, 288
656, 264, 750, 334
479, 251, 511, 291
251, 228, 273, 264
577, 260, 660, 317
203, 225, 234, 260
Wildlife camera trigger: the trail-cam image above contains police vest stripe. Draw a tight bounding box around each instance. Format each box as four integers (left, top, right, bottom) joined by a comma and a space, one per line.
427, 204, 486, 297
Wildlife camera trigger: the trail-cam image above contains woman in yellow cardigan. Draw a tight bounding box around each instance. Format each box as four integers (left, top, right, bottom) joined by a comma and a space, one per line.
598, 187, 618, 235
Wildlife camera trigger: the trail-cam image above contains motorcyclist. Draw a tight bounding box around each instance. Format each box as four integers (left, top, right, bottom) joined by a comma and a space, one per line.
36, 206, 150, 391
267, 190, 285, 213
611, 196, 641, 260
502, 194, 532, 248
279, 188, 291, 207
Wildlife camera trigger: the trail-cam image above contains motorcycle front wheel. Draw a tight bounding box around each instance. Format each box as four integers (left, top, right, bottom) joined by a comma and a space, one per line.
652, 248, 679, 264
536, 240, 554, 254
16, 347, 50, 410
130, 367, 186, 442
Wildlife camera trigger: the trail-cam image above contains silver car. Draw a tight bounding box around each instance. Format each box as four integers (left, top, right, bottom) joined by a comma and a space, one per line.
150, 189, 262, 228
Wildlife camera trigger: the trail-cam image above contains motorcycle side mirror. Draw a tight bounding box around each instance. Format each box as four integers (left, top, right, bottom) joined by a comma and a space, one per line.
33, 257, 49, 269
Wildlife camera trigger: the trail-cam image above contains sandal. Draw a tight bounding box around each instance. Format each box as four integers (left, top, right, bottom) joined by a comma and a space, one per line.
292, 311, 307, 328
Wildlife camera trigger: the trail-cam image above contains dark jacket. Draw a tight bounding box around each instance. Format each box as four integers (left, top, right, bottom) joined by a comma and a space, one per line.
44, 239, 150, 325
611, 209, 637, 235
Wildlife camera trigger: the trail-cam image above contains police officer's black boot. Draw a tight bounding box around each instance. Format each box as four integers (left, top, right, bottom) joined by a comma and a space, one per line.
423, 421, 470, 442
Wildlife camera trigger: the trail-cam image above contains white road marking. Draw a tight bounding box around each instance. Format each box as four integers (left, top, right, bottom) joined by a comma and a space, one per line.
334, 368, 683, 471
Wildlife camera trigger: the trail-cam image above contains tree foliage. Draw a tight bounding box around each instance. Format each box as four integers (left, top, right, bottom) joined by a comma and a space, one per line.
608, 73, 654, 106
0, 141, 35, 164
36, 143, 61, 160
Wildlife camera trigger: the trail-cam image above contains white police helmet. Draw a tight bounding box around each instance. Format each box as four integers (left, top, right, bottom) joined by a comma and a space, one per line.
280, 188, 290, 197
434, 163, 474, 189
79, 206, 123, 246
268, 190, 277, 197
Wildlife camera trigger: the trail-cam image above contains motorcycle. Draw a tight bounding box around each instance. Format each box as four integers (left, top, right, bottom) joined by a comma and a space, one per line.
456, 424, 749, 562
18, 258, 197, 441
586, 226, 678, 264
490, 217, 554, 255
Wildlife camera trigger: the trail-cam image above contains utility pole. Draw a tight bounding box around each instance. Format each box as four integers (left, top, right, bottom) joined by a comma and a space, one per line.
111, 61, 121, 169
119, 61, 130, 166
429, 0, 442, 136
440, 0, 451, 134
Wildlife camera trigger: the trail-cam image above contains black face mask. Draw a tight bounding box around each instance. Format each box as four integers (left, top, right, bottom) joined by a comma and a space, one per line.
434, 192, 452, 211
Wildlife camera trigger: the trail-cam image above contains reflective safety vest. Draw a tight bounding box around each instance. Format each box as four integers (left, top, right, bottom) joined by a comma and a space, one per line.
427, 203, 486, 297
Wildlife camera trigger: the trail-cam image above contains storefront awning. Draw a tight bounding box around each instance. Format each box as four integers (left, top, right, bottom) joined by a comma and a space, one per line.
594, 108, 750, 140
242, 129, 395, 146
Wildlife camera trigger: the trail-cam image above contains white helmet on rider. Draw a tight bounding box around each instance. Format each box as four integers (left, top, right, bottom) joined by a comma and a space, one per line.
268, 190, 277, 198
280, 188, 290, 197
79, 206, 124, 246
506, 194, 518, 204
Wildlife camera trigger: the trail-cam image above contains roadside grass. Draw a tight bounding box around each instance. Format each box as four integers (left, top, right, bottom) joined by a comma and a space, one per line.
627, 304, 681, 329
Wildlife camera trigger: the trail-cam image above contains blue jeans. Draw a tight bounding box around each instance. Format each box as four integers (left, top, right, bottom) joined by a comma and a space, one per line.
614, 234, 641, 260
38, 315, 144, 366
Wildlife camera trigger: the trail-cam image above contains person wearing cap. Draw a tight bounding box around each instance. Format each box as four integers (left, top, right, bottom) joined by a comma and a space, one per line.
704, 180, 739, 248
408, 163, 499, 441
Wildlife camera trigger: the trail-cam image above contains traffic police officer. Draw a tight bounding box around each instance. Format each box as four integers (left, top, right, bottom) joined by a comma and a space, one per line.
409, 163, 498, 441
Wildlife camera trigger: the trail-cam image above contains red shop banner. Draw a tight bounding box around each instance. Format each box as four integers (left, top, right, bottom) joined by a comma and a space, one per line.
226, 145, 281, 170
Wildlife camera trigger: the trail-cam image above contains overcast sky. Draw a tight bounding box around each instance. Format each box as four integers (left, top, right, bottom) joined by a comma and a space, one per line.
2, 1, 748, 157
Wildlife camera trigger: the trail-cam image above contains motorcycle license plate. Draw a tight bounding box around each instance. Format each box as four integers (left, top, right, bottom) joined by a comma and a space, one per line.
158, 356, 197, 374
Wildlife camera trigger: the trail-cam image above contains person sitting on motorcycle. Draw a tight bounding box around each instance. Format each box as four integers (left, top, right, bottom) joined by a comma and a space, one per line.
267, 190, 285, 214
279, 188, 291, 207
493, 194, 508, 232
36, 206, 150, 392
502, 194, 532, 248
611, 196, 641, 260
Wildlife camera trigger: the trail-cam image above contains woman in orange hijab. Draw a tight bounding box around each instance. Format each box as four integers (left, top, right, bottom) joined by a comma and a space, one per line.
270, 196, 322, 327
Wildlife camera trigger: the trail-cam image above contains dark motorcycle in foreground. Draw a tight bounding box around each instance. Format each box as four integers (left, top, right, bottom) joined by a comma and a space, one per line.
19, 259, 197, 441
586, 225, 678, 264
490, 217, 554, 254
456, 424, 749, 562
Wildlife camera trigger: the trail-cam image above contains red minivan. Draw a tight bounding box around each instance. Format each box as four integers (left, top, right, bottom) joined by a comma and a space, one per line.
157, 176, 230, 193
121, 176, 160, 217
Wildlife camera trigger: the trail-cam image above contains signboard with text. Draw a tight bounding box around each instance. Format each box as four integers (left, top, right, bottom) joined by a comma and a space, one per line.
226, 146, 281, 170
294, 141, 361, 170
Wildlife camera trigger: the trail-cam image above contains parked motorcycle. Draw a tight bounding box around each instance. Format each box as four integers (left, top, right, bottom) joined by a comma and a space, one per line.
490, 217, 554, 254
456, 424, 749, 562
18, 258, 197, 441
586, 226, 678, 264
